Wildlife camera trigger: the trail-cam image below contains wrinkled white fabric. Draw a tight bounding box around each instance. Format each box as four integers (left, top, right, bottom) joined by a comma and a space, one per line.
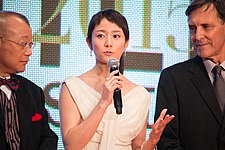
65, 76, 151, 150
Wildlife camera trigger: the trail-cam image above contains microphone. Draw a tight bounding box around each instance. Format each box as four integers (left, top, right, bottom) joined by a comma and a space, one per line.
107, 58, 123, 115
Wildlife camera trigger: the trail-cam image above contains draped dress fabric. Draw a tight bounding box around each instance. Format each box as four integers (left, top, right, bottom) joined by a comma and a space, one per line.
64, 76, 151, 150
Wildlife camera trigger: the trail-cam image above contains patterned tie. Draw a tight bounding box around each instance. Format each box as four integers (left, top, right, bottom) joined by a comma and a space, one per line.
212, 66, 225, 113
0, 77, 19, 91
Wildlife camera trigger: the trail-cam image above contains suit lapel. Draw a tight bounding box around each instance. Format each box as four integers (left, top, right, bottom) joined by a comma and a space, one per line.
16, 79, 32, 148
0, 109, 7, 150
189, 56, 223, 125
0, 107, 4, 136
0, 90, 5, 133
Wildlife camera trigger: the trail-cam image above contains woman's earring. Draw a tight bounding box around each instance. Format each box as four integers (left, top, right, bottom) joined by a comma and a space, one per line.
90, 50, 93, 56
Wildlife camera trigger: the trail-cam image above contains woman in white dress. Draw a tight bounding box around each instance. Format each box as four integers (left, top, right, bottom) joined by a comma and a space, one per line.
59, 9, 174, 150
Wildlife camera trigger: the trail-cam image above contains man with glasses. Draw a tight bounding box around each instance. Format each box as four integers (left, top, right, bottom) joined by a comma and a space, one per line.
0, 11, 58, 150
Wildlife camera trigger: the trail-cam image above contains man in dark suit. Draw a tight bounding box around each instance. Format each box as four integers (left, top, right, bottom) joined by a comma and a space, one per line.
154, 0, 225, 150
0, 11, 58, 150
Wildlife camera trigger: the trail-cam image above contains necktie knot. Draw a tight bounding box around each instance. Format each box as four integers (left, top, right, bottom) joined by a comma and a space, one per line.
0, 78, 19, 91
212, 65, 223, 76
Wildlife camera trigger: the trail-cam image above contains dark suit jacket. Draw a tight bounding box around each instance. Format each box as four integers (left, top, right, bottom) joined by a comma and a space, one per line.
0, 75, 58, 150
154, 55, 225, 150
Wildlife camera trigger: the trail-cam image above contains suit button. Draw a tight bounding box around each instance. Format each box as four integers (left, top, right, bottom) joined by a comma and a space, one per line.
10, 138, 15, 143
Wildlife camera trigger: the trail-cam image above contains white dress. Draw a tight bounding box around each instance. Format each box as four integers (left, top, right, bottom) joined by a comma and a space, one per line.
64, 76, 151, 150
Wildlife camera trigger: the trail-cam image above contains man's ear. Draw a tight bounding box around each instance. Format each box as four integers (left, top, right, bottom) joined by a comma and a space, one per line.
86, 37, 93, 50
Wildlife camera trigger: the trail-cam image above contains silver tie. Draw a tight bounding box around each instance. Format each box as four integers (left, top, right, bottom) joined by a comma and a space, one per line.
212, 66, 225, 113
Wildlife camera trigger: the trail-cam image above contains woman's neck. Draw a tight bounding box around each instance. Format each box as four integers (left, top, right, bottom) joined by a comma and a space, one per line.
92, 65, 109, 77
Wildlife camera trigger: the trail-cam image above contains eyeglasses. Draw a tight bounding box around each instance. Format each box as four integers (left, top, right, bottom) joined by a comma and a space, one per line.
0, 37, 35, 49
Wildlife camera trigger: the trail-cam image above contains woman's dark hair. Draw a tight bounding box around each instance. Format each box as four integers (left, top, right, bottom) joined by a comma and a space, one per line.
87, 9, 129, 43
186, 0, 225, 23
87, 9, 129, 74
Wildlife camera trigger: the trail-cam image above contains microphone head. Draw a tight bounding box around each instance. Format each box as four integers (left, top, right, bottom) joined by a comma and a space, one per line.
107, 58, 119, 68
